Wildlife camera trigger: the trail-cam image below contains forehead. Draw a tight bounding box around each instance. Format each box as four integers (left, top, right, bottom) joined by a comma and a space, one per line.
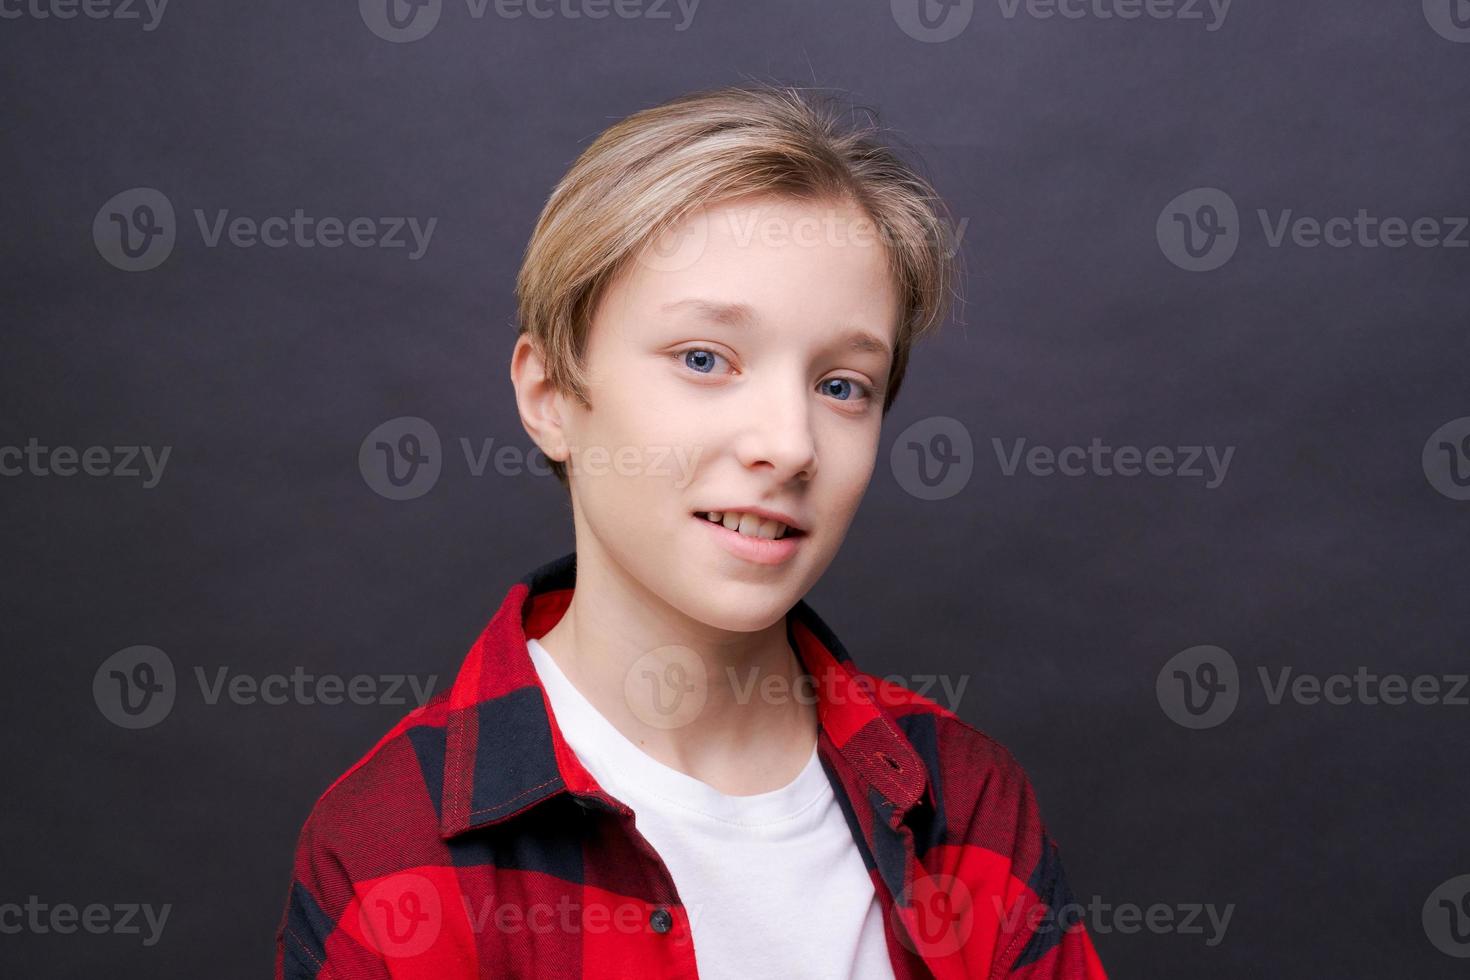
600, 194, 902, 345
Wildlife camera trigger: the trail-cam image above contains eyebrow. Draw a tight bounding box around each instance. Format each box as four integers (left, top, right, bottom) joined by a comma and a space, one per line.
659, 298, 892, 360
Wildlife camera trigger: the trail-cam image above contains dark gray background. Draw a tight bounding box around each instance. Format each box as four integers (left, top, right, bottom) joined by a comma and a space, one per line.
3, 0, 1468, 976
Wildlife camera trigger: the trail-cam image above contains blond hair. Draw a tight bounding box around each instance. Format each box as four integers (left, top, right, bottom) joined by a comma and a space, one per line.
515, 83, 963, 486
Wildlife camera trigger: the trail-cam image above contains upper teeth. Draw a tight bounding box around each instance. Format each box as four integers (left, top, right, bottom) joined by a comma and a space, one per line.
702, 511, 791, 540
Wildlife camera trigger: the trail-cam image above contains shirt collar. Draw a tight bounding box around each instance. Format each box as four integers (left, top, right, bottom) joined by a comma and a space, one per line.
438, 551, 930, 839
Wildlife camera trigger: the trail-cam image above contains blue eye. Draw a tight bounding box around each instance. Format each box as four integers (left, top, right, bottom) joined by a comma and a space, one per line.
682, 349, 723, 374
678, 348, 871, 404
821, 377, 869, 401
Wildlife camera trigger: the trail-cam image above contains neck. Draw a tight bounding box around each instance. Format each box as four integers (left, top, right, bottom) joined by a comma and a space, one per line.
533, 542, 818, 795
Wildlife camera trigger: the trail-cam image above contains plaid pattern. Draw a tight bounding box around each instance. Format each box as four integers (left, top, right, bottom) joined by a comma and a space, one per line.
275, 552, 1107, 979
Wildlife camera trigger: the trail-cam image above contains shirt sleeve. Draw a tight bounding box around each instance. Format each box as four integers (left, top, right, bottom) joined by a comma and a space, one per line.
988, 834, 1108, 979
980, 759, 1108, 980
274, 809, 394, 980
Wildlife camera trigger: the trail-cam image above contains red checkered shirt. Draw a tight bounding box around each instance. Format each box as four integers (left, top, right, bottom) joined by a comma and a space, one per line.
274, 552, 1108, 979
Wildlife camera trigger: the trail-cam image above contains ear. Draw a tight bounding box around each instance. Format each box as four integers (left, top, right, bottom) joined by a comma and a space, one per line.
510, 333, 570, 465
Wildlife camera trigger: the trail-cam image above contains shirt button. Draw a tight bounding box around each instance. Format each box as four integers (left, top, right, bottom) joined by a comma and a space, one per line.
649, 907, 673, 934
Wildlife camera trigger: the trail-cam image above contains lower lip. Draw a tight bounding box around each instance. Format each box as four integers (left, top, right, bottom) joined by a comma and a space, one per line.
695, 515, 804, 566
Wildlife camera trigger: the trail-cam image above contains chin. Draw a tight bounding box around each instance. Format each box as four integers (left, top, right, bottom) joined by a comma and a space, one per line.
673, 579, 799, 635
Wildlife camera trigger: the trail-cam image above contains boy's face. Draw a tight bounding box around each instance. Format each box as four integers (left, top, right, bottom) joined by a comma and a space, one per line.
553, 193, 900, 633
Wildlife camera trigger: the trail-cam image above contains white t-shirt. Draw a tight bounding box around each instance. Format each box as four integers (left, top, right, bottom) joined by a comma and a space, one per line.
526, 637, 898, 980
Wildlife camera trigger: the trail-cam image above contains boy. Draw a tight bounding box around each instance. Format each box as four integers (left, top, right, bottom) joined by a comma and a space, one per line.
275, 85, 1107, 979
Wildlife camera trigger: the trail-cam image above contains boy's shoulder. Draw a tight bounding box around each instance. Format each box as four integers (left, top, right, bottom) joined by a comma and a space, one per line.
788, 591, 1040, 812
295, 687, 460, 850
849, 664, 1039, 800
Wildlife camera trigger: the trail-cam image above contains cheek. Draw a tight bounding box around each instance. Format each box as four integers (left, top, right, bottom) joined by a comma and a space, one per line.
603, 373, 715, 461
823, 420, 881, 509
577, 382, 708, 493
828, 410, 881, 469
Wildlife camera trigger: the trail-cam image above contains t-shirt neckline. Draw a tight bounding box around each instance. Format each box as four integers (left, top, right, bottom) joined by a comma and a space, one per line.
526, 636, 829, 827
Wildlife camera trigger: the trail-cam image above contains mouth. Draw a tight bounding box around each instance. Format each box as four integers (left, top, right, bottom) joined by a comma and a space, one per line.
693, 510, 807, 566
693, 510, 807, 541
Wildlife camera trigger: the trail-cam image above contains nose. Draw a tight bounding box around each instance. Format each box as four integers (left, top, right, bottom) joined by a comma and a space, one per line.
732, 371, 818, 483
